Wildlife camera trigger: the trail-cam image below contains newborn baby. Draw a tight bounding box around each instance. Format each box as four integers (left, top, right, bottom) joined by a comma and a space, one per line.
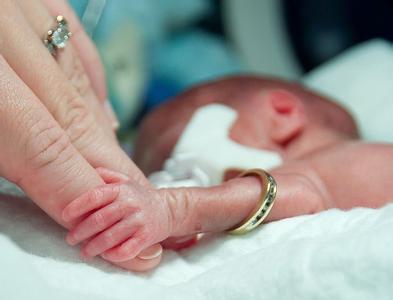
62, 76, 393, 263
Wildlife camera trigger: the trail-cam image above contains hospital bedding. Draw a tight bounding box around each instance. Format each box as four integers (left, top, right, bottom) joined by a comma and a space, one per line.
1, 39, 393, 299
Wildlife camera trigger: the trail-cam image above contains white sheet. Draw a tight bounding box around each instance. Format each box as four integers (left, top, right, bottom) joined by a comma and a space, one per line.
1, 39, 393, 299
303, 39, 393, 142
2, 191, 393, 300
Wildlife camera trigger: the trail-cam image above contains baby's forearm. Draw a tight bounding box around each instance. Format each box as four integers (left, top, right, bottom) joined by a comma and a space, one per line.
161, 177, 263, 236
162, 167, 330, 237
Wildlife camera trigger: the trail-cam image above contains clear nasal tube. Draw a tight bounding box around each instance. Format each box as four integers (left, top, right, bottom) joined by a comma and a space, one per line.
149, 104, 282, 188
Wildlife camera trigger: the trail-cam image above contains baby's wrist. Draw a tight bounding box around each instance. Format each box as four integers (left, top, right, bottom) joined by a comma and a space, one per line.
200, 176, 262, 232
158, 176, 263, 236
218, 177, 263, 230
158, 188, 191, 236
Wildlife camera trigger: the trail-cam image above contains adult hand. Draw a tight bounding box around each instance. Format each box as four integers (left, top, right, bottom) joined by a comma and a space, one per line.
0, 0, 162, 271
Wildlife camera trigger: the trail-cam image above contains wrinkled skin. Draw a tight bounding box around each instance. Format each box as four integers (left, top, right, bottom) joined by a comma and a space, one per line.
64, 168, 173, 262
0, 0, 161, 272
65, 76, 393, 263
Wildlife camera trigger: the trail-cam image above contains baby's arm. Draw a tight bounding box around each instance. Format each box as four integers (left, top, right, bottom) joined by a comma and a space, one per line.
172, 142, 393, 235
63, 164, 328, 261
163, 162, 330, 237
307, 142, 393, 210
63, 142, 393, 262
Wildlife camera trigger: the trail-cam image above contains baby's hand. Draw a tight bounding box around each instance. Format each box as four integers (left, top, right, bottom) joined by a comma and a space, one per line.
62, 168, 174, 262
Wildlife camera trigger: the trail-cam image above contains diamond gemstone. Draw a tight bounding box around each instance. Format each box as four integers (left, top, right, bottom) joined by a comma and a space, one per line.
51, 26, 70, 49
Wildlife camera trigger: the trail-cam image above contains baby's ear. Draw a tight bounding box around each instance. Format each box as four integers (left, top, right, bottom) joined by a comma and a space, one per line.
264, 89, 306, 146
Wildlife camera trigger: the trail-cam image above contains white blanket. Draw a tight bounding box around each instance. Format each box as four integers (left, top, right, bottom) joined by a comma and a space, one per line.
2, 191, 393, 300
1, 39, 393, 299
304, 39, 393, 142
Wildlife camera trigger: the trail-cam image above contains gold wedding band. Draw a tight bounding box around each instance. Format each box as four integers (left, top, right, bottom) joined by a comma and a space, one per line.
227, 169, 277, 235
44, 15, 72, 55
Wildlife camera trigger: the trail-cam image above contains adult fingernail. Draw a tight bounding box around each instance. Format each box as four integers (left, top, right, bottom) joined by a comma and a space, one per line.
104, 99, 120, 130
137, 244, 163, 260
174, 236, 195, 244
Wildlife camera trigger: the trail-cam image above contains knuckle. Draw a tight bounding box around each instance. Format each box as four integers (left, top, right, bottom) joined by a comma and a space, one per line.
61, 94, 99, 148
119, 183, 130, 196
87, 188, 104, 206
102, 231, 115, 245
114, 202, 126, 216
26, 122, 73, 170
92, 211, 105, 227
118, 186, 136, 207
66, 54, 93, 98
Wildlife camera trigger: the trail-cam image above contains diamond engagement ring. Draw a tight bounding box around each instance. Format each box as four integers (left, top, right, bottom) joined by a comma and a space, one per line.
44, 15, 72, 55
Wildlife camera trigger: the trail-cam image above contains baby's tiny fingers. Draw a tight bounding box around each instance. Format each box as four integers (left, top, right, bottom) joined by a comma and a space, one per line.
62, 184, 119, 222
66, 201, 127, 246
96, 167, 130, 184
81, 220, 140, 258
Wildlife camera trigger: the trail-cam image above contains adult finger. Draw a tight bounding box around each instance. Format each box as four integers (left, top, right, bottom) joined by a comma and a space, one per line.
12, 0, 117, 131
0, 0, 148, 185
42, 0, 119, 128
0, 54, 103, 227
0, 57, 162, 272
42, 0, 107, 104
114, 245, 163, 272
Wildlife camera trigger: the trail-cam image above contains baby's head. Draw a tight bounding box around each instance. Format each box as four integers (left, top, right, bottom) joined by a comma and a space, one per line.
134, 76, 358, 174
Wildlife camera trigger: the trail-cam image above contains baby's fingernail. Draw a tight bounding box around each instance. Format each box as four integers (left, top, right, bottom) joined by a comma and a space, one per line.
62, 211, 70, 222
104, 99, 119, 130
137, 244, 163, 260
66, 234, 77, 246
